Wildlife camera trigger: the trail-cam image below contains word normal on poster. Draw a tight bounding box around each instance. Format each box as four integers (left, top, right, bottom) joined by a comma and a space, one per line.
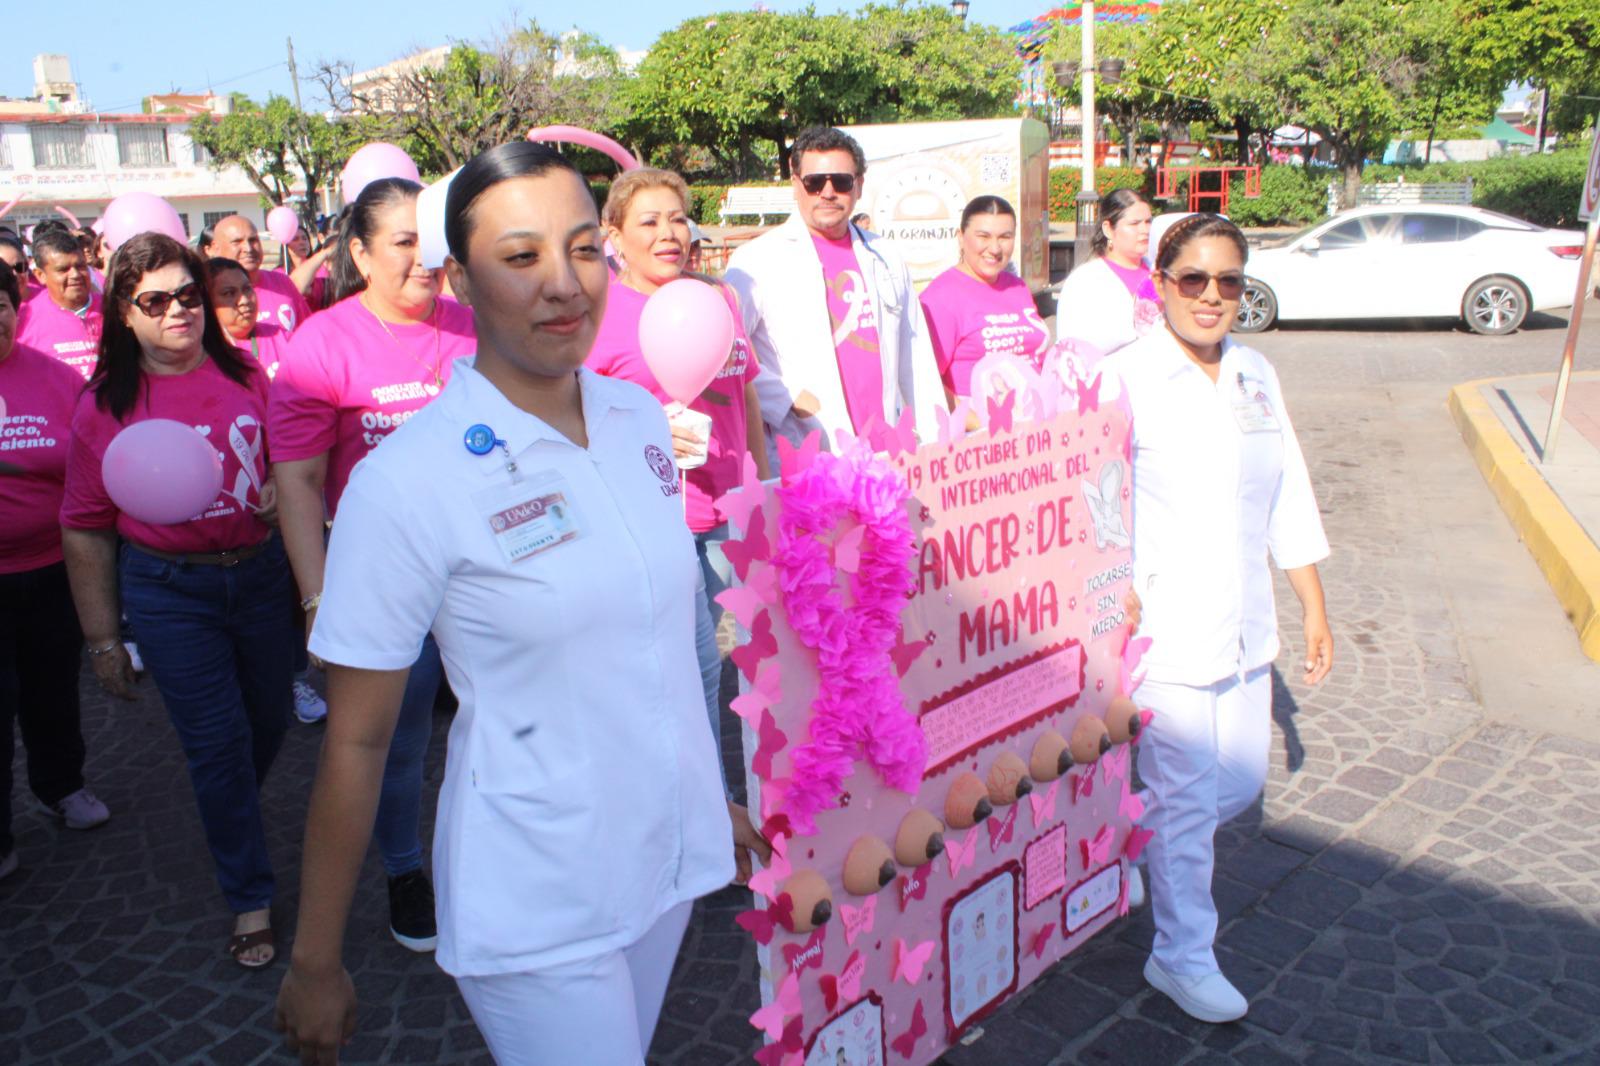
720, 372, 1154, 1066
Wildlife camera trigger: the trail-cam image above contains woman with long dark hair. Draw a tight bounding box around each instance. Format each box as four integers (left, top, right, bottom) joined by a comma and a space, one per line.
1105, 214, 1332, 1023
1055, 187, 1159, 359
274, 142, 766, 1065
59, 233, 292, 968
270, 177, 477, 953
919, 195, 1052, 404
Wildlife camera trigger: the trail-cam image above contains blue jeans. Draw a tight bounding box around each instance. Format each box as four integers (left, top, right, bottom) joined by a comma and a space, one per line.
119, 539, 294, 914
375, 635, 439, 877
694, 526, 732, 794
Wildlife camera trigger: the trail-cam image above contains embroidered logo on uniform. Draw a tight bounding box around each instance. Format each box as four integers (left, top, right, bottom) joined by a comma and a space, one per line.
645, 444, 676, 483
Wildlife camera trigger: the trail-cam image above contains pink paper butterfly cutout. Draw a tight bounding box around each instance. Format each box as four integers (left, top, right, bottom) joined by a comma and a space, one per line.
892, 937, 936, 985
730, 661, 783, 724
721, 507, 771, 582
1124, 825, 1155, 864
840, 895, 877, 946
777, 432, 821, 483
986, 390, 1016, 435
1080, 824, 1114, 867
730, 610, 778, 683
986, 802, 1018, 852
890, 999, 927, 1059
749, 972, 801, 1040
945, 826, 978, 878
819, 949, 864, 1012
1029, 778, 1061, 829
714, 453, 768, 534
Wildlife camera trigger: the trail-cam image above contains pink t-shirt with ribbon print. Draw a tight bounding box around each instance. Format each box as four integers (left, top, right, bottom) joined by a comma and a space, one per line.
231, 320, 290, 382
1105, 258, 1164, 334
254, 268, 312, 335
60, 358, 272, 554
0, 344, 83, 572
269, 295, 476, 516
920, 268, 1053, 396
587, 278, 760, 533
812, 233, 883, 433
17, 290, 103, 381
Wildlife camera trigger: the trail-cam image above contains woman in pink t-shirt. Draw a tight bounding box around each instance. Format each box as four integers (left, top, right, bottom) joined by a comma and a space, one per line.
0, 259, 111, 882
58, 233, 292, 968
589, 168, 771, 781
270, 178, 475, 953
920, 195, 1053, 404
207, 256, 291, 381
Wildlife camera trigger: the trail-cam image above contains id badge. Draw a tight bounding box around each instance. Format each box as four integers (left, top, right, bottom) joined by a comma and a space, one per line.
472, 474, 581, 565
1232, 398, 1280, 434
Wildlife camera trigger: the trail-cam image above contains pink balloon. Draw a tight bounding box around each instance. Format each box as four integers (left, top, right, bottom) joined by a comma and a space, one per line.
101, 192, 186, 251
101, 419, 224, 525
55, 205, 83, 229
527, 125, 640, 171
266, 205, 300, 245
0, 194, 25, 223
341, 142, 421, 204
638, 279, 736, 405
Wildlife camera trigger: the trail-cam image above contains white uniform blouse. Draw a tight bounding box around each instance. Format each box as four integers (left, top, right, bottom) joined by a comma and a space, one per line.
1103, 329, 1329, 687
310, 360, 733, 977
1055, 256, 1150, 357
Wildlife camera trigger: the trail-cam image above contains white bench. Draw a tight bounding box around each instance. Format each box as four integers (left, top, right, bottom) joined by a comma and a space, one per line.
718, 186, 796, 225
1328, 179, 1474, 215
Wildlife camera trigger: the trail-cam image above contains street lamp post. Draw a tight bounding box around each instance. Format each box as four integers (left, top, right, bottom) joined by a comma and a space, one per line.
951, 0, 970, 22
1075, 0, 1098, 273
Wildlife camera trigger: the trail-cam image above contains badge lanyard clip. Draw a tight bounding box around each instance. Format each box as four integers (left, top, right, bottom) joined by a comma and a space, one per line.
464, 423, 523, 483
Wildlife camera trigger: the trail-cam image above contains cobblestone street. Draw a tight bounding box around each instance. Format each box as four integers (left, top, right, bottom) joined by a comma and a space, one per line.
5, 309, 1600, 1065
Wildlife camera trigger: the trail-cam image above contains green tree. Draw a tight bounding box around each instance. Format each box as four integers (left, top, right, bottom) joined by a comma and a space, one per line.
626, 4, 1019, 180
188, 95, 368, 213
1247, 0, 1480, 206
318, 25, 633, 175
1454, 0, 1600, 140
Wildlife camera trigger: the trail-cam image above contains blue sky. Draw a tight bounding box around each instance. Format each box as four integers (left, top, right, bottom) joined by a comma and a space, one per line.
5, 1, 1050, 114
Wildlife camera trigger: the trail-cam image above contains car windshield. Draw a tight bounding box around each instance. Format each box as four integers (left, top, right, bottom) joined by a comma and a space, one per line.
1259, 222, 1324, 249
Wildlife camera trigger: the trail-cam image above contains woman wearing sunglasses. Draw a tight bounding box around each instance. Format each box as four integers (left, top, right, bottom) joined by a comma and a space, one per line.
919, 195, 1052, 404
1103, 214, 1333, 1024
60, 233, 293, 969
1055, 188, 1159, 359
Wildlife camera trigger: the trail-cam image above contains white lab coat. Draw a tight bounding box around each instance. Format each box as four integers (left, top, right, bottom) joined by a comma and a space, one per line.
724, 215, 945, 449
1055, 256, 1146, 358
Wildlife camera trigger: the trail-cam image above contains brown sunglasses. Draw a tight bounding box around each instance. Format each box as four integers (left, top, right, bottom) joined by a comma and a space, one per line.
129, 281, 205, 318
1161, 269, 1245, 300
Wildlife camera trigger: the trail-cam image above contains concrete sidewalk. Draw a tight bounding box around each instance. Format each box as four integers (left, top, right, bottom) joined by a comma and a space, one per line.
1449, 369, 1600, 661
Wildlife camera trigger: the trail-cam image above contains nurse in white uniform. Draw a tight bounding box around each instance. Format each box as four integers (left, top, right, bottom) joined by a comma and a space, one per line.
1055, 188, 1157, 359
1103, 214, 1333, 1025
273, 142, 768, 1066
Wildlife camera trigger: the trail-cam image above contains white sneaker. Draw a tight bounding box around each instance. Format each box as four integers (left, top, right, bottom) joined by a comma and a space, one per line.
1143, 957, 1247, 1023
123, 642, 143, 673
48, 788, 111, 830
293, 679, 328, 724
1126, 864, 1146, 909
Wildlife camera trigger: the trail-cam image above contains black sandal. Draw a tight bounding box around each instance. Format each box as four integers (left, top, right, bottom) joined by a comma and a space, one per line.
226, 926, 276, 970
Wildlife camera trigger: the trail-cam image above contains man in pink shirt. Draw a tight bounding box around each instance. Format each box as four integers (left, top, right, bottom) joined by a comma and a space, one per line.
204, 215, 312, 335
0, 236, 29, 305
16, 229, 101, 380
725, 127, 944, 454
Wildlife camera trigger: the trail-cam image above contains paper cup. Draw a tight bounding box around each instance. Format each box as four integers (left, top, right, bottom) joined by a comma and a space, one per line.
667, 405, 713, 470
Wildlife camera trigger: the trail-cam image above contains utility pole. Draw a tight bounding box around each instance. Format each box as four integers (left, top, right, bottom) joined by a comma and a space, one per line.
286, 37, 304, 113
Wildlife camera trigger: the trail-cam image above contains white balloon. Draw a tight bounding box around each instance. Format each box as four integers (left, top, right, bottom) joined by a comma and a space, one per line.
417, 168, 462, 270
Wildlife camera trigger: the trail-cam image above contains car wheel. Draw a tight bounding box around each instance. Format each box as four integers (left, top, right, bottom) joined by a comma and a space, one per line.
1235, 279, 1277, 333
1463, 276, 1528, 335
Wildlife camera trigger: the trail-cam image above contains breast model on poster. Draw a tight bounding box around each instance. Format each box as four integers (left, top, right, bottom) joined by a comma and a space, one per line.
719, 349, 1153, 1065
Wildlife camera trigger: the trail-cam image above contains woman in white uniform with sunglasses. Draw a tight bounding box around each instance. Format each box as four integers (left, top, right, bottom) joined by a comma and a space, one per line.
1103, 214, 1333, 1024
274, 142, 768, 1066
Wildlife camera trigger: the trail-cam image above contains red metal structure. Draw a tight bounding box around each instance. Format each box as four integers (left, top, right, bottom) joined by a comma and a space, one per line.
1156, 165, 1261, 213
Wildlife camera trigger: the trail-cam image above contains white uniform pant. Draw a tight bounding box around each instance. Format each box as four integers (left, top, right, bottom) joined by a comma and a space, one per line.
1135, 665, 1271, 976
455, 901, 693, 1066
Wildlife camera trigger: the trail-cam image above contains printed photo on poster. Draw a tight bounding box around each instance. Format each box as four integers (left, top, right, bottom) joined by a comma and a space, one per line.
944, 865, 1019, 1033
804, 994, 886, 1066
1064, 862, 1123, 935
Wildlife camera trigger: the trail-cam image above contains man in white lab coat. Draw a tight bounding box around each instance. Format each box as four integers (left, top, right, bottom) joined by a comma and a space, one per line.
725, 127, 945, 452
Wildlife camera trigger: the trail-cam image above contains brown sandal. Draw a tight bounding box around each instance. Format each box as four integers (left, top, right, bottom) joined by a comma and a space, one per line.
226, 926, 276, 970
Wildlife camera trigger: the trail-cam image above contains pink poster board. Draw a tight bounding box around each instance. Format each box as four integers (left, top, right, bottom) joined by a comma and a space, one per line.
720, 372, 1148, 1066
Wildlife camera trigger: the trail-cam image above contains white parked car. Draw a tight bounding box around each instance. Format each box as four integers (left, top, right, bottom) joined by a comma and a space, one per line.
1236, 205, 1586, 335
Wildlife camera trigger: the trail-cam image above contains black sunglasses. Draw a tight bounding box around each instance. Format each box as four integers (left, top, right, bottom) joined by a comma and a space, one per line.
129, 281, 205, 318
799, 172, 857, 196
1161, 269, 1245, 300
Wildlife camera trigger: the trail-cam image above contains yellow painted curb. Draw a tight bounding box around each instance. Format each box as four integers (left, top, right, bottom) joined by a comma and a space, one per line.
1448, 379, 1600, 662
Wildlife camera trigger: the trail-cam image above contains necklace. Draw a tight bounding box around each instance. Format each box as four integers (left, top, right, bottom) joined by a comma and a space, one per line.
365, 294, 442, 388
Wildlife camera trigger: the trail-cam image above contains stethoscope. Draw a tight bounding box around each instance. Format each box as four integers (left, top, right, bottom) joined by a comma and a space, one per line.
463, 423, 522, 483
